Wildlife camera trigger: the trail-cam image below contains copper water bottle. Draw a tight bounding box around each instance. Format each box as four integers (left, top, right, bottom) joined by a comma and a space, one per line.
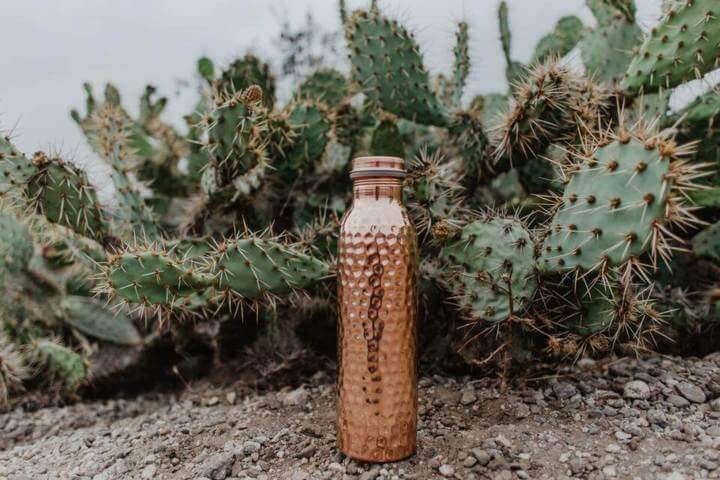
337, 156, 418, 462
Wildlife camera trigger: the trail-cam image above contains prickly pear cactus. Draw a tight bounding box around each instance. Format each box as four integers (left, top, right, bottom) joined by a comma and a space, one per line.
278, 101, 331, 179
30, 339, 87, 390
296, 69, 348, 106
0, 213, 34, 281
440, 215, 538, 324
693, 220, 720, 261
580, 0, 642, 83
370, 119, 405, 158
531, 15, 584, 64
61, 296, 141, 345
101, 246, 214, 313
540, 128, 705, 274
0, 135, 34, 198
346, 9, 449, 126
622, 0, 720, 92
218, 54, 276, 107
208, 235, 330, 300
494, 61, 581, 165
26, 153, 110, 243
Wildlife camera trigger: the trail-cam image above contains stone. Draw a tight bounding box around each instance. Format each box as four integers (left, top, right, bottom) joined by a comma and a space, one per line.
470, 448, 491, 466
242, 441, 261, 455
141, 464, 157, 480
283, 387, 310, 407
666, 394, 689, 408
676, 382, 706, 404
438, 464, 455, 477
623, 380, 650, 400
460, 390, 477, 406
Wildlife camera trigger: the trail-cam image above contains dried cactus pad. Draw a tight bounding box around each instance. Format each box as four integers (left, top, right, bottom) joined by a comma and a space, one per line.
541, 138, 671, 272
440, 217, 537, 324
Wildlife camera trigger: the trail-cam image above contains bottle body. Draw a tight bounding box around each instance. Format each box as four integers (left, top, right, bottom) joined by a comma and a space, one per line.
337, 159, 418, 462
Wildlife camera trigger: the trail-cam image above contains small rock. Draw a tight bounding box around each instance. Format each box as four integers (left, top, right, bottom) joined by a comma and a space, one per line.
283, 387, 310, 407
676, 382, 706, 404
602, 465, 617, 477
141, 464, 157, 480
463, 456, 477, 468
359, 466, 380, 480
460, 390, 477, 405
706, 425, 720, 437
666, 394, 689, 408
438, 464, 455, 477
606, 443, 622, 453
623, 380, 650, 400
553, 382, 578, 400
569, 458, 586, 475
242, 441, 261, 455
291, 472, 309, 480
471, 448, 491, 466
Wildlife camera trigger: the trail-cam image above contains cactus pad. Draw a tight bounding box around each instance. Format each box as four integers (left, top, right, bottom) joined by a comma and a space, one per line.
440, 216, 538, 324
541, 131, 705, 274
346, 9, 449, 126
26, 154, 109, 242
208, 236, 330, 300
61, 295, 141, 346
622, 0, 720, 92
296, 69, 348, 106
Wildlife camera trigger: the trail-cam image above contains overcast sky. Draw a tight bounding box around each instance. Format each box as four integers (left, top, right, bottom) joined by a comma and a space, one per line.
1, 0, 667, 164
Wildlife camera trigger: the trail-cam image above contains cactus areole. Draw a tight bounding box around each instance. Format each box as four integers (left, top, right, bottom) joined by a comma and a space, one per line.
337, 156, 418, 462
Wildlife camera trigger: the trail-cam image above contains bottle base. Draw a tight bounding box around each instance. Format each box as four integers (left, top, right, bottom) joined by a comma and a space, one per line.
338, 443, 416, 463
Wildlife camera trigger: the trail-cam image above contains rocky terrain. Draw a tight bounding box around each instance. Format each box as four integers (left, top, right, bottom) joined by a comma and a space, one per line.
2, 354, 720, 480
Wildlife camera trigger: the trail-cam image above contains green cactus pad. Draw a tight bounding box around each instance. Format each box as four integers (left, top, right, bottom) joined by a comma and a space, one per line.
693, 220, 720, 261
279, 101, 331, 177
219, 54, 276, 107
440, 216, 538, 324
580, 17, 641, 83
296, 69, 348, 106
61, 295, 141, 345
678, 88, 720, 123
370, 119, 405, 158
0, 213, 34, 279
0, 136, 35, 198
105, 248, 214, 307
209, 236, 329, 299
31, 339, 86, 390
622, 0, 720, 92
541, 137, 674, 272
26, 155, 109, 242
90, 105, 159, 239
531, 16, 584, 64
449, 21, 470, 108
203, 86, 270, 199
346, 9, 449, 126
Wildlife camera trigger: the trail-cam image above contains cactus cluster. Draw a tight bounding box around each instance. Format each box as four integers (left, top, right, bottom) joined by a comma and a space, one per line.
3, 0, 720, 402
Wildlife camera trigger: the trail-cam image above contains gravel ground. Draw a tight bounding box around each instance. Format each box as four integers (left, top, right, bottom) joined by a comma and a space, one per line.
2, 354, 720, 480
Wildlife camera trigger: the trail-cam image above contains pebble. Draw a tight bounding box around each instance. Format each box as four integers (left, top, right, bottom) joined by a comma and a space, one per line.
438, 464, 454, 477
676, 382, 706, 404
666, 394, 690, 408
471, 448, 491, 466
242, 441, 261, 455
460, 389, 477, 405
623, 380, 650, 400
283, 387, 310, 407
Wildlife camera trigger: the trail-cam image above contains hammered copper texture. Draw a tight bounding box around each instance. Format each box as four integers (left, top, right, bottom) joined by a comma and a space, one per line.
337, 178, 418, 462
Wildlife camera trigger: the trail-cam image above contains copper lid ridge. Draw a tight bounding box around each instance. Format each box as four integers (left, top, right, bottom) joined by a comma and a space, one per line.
350, 156, 406, 179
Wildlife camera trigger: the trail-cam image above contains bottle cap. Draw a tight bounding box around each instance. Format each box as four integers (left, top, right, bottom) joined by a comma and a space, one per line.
350, 156, 406, 180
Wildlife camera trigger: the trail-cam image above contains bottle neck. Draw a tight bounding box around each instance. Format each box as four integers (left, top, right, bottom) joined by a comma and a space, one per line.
352, 177, 403, 201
